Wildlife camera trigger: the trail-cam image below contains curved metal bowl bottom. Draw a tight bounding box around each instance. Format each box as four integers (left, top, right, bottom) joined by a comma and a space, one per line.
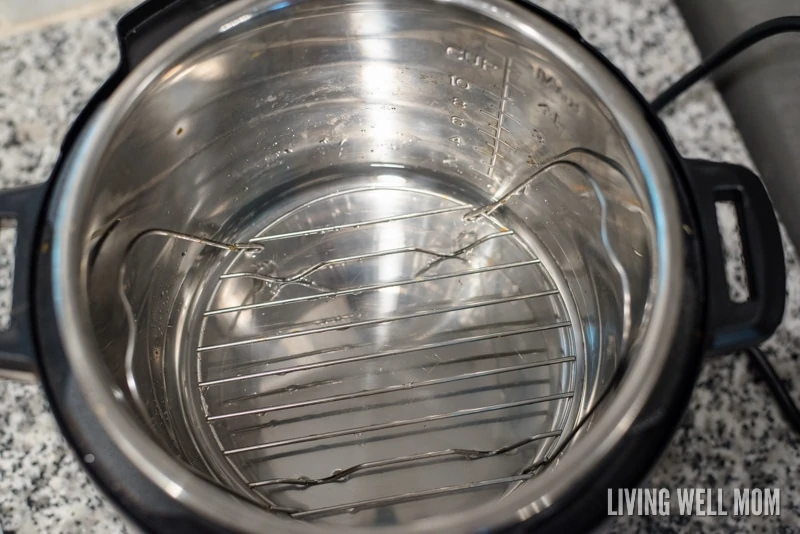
158, 166, 583, 526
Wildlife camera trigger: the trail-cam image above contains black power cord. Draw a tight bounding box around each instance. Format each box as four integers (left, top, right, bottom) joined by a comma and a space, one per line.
747, 347, 800, 435
650, 16, 800, 435
651, 16, 800, 112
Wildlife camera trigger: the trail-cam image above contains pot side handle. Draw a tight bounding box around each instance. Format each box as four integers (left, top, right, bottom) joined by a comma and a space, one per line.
116, 0, 229, 71
0, 184, 46, 380
682, 159, 786, 355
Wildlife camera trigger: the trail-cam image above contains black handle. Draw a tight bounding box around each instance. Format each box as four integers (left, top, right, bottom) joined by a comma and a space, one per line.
116, 0, 229, 71
683, 159, 785, 355
0, 184, 46, 376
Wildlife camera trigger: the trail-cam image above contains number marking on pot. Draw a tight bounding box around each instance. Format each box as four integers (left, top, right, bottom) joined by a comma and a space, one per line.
446, 46, 501, 71
445, 46, 521, 180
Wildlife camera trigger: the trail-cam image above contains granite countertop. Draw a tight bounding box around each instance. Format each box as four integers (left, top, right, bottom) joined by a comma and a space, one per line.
1, 1, 799, 532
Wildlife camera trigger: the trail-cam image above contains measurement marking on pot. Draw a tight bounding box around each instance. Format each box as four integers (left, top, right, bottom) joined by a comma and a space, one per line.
446, 46, 501, 71
478, 129, 517, 150
478, 88, 502, 100
479, 57, 516, 179
480, 109, 511, 127
502, 139, 517, 150
471, 168, 494, 180
502, 112, 521, 125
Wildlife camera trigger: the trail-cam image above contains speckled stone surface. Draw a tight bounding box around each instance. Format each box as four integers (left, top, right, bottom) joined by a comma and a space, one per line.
1, 1, 799, 532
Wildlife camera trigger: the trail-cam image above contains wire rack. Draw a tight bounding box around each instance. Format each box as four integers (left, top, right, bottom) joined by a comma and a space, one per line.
192, 181, 580, 523
109, 147, 641, 524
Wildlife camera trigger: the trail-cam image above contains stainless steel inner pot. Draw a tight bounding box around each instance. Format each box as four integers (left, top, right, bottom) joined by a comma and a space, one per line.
53, 0, 684, 531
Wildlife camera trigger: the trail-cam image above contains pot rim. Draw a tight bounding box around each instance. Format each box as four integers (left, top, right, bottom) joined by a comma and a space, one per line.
46, 0, 686, 532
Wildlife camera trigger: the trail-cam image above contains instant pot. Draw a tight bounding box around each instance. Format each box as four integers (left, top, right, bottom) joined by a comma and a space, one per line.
0, 0, 786, 532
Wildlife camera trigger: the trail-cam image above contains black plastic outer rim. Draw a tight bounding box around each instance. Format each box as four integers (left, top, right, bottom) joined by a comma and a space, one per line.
29, 1, 707, 532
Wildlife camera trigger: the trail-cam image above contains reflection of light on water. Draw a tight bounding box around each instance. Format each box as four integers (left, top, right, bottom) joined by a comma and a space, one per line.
375, 173, 407, 185
372, 163, 406, 171
219, 13, 253, 33
164, 56, 230, 84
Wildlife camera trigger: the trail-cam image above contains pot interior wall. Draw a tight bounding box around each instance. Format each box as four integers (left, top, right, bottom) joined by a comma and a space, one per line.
77, 0, 657, 527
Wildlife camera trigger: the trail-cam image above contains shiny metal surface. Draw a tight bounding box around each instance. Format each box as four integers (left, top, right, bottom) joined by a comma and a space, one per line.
51, 0, 684, 532
190, 174, 580, 522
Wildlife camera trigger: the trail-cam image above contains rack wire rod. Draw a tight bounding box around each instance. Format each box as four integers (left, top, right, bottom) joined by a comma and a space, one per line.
199, 321, 571, 386
206, 342, 370, 372
248, 205, 471, 243
208, 356, 575, 421
205, 259, 542, 316
205, 321, 549, 375
217, 346, 552, 406
249, 430, 562, 488
222, 392, 573, 455
288, 475, 534, 519
198, 289, 561, 353
219, 231, 513, 290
